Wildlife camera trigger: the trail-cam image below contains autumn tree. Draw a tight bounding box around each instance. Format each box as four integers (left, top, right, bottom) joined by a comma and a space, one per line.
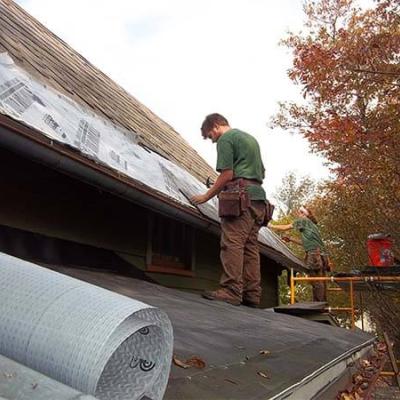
273, 0, 400, 344
272, 0, 400, 265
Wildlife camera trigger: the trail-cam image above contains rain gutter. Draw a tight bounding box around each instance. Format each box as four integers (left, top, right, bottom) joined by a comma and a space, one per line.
269, 337, 376, 400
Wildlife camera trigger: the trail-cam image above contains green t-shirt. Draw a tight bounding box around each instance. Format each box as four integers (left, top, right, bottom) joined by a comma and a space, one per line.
293, 217, 326, 253
216, 129, 266, 200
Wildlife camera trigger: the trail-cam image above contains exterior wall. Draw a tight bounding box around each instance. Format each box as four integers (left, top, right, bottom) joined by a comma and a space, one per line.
0, 148, 147, 257
0, 147, 281, 307
260, 256, 281, 308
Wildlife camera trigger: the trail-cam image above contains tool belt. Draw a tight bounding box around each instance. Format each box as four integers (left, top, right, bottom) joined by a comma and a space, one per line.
235, 179, 275, 225
217, 178, 276, 224
218, 178, 257, 218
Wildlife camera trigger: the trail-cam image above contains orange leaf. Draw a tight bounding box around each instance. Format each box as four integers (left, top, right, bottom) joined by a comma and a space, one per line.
186, 356, 206, 369
172, 355, 190, 369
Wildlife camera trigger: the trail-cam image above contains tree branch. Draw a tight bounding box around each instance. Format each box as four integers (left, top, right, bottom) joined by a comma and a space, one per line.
350, 68, 400, 77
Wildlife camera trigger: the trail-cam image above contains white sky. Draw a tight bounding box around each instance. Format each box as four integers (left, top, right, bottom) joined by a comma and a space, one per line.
17, 0, 331, 197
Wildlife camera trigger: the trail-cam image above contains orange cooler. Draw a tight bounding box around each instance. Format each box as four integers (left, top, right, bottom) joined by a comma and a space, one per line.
367, 234, 394, 267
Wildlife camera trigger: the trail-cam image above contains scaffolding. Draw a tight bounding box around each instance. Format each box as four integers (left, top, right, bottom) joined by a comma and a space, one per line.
289, 269, 400, 330
289, 269, 400, 392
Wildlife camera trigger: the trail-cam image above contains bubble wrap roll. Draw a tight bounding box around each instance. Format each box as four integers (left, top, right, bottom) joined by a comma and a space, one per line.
0, 252, 173, 400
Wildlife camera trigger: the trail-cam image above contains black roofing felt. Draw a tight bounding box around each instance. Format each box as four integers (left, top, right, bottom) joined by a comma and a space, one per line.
48, 266, 374, 400
274, 301, 328, 315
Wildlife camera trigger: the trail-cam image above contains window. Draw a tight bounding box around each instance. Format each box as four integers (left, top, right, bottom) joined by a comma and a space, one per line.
146, 212, 195, 277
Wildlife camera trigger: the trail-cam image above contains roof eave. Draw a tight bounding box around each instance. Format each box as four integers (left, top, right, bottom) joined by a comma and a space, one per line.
0, 114, 305, 271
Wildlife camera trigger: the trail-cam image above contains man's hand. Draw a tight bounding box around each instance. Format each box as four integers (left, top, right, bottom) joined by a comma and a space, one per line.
281, 236, 291, 243
190, 170, 233, 206
190, 194, 209, 205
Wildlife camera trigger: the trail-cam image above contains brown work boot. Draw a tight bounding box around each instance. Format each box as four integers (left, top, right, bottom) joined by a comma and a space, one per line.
242, 298, 260, 308
202, 289, 241, 306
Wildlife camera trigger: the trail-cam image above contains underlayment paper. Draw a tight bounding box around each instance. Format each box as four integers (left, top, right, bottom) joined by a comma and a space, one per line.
0, 52, 300, 265
0, 252, 173, 400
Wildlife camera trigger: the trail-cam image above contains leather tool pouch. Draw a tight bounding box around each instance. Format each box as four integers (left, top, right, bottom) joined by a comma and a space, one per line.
218, 180, 250, 218
262, 199, 275, 226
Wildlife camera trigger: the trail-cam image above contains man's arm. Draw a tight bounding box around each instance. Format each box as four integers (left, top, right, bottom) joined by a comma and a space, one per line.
268, 223, 293, 232
191, 169, 234, 205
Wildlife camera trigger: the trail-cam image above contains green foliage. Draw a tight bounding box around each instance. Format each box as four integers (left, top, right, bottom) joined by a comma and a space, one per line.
279, 269, 314, 305
278, 270, 290, 305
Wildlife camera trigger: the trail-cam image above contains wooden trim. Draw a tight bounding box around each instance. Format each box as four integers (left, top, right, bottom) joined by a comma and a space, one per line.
147, 264, 195, 277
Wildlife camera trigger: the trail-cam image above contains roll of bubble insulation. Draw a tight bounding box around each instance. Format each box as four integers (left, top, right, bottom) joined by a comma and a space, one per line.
0, 252, 173, 400
0, 353, 98, 400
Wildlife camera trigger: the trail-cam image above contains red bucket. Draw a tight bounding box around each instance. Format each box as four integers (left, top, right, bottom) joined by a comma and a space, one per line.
367, 234, 394, 267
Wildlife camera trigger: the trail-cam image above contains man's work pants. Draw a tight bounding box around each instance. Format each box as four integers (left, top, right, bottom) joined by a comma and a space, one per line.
305, 249, 327, 302
219, 201, 265, 304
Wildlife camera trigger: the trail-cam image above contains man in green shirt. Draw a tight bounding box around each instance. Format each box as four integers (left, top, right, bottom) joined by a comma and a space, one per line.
191, 113, 266, 307
268, 206, 328, 302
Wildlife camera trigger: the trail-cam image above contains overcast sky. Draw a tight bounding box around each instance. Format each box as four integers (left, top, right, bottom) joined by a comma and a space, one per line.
17, 0, 331, 197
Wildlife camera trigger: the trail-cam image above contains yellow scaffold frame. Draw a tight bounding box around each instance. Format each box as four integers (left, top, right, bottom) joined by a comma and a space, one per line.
289, 269, 400, 329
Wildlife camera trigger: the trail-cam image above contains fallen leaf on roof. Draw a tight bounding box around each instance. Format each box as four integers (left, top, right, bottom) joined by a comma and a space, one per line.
259, 350, 271, 356
376, 342, 386, 352
339, 392, 355, 400
31, 383, 38, 390
173, 355, 190, 369
257, 371, 270, 379
354, 391, 363, 400
173, 355, 206, 369
224, 378, 238, 385
186, 356, 206, 369
352, 374, 363, 384
361, 359, 371, 368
